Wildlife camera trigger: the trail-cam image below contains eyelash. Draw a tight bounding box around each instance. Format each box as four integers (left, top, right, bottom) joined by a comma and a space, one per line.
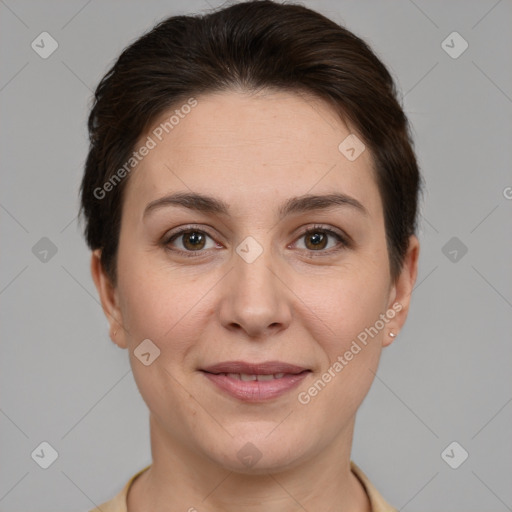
162, 224, 350, 259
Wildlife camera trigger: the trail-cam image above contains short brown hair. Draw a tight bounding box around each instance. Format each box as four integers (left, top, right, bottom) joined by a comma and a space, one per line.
80, 0, 422, 286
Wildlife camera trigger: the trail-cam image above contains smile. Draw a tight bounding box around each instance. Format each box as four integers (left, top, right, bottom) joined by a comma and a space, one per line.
216, 372, 287, 381
201, 369, 311, 402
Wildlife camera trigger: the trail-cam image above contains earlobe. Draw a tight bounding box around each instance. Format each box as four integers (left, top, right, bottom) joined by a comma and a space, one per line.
90, 249, 128, 349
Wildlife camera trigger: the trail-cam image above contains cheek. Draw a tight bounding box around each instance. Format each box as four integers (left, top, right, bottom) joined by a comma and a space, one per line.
116, 249, 222, 388
295, 276, 389, 419
117, 263, 209, 422
120, 273, 205, 349
116, 235, 198, 340
300, 264, 390, 345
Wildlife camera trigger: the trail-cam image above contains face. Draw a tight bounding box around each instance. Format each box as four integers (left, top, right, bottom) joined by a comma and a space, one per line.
92, 89, 418, 474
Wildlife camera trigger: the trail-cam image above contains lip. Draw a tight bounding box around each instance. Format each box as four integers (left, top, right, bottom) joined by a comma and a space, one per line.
201, 360, 309, 375
200, 360, 311, 402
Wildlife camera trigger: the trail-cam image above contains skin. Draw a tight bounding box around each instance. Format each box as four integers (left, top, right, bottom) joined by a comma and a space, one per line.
91, 89, 419, 512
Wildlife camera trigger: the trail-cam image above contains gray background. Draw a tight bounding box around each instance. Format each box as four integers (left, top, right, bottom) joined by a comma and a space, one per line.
1, 0, 511, 510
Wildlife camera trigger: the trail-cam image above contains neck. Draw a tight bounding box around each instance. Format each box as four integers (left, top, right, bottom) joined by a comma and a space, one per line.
127, 414, 371, 512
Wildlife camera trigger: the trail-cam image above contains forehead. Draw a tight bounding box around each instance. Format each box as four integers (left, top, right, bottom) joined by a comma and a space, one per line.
123, 89, 382, 220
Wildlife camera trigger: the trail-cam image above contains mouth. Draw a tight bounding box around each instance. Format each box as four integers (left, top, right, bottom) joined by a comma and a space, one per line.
201, 360, 310, 375
200, 361, 311, 402
205, 372, 300, 381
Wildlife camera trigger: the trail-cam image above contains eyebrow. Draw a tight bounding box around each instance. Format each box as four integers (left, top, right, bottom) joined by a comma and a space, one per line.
143, 191, 368, 220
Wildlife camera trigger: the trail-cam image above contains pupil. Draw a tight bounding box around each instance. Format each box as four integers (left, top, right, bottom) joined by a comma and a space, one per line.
186, 232, 203, 249
308, 232, 326, 249
311, 233, 322, 245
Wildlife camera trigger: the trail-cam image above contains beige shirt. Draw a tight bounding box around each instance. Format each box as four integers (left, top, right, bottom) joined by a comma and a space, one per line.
89, 461, 397, 512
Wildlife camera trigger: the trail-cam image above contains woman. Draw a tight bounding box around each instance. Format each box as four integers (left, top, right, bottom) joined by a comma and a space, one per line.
80, 1, 421, 510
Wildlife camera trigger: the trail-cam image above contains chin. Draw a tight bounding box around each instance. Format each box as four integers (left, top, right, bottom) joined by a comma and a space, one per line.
202, 429, 311, 475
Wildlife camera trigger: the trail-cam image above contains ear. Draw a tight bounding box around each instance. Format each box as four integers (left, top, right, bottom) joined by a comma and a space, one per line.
382, 235, 420, 347
90, 249, 128, 349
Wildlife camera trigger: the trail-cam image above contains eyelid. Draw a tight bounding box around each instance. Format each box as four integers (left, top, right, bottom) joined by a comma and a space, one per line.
162, 224, 219, 250
295, 224, 350, 242
162, 223, 351, 257
291, 224, 351, 253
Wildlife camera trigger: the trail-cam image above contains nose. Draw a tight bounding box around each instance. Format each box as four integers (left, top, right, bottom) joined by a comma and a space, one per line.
217, 243, 293, 339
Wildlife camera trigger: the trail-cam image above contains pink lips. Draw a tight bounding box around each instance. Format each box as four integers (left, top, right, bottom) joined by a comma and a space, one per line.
200, 360, 311, 402
202, 360, 308, 375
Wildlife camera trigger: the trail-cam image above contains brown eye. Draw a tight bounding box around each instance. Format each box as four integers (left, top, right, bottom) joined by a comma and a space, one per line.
304, 231, 328, 250
181, 231, 207, 251
164, 228, 217, 257
294, 226, 349, 255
